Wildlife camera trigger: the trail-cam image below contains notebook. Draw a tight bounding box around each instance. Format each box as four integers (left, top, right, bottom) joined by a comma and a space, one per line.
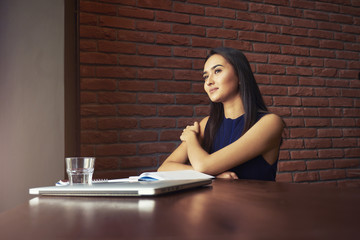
29, 179, 212, 197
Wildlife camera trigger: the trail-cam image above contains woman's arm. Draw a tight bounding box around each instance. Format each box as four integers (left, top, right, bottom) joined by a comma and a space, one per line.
157, 117, 209, 172
181, 113, 284, 176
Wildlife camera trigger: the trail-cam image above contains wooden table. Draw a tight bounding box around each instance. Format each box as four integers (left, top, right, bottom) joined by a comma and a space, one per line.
1, 179, 359, 239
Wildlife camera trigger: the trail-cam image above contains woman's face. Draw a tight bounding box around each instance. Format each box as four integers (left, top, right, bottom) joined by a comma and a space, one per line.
203, 54, 239, 103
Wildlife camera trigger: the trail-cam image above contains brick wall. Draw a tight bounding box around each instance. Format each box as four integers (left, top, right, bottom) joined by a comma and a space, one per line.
79, 0, 360, 186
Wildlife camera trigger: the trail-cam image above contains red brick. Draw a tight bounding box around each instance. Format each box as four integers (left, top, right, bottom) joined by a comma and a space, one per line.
332, 118, 356, 127
304, 118, 331, 127
302, 98, 329, 107
288, 87, 313, 96
281, 139, 304, 149
80, 52, 117, 65
173, 47, 207, 58
345, 148, 360, 158
118, 30, 155, 43
157, 58, 192, 69
81, 105, 117, 117
238, 31, 266, 42
195, 106, 210, 116
118, 130, 158, 142
118, 6, 154, 20
99, 16, 135, 29
304, 10, 329, 21
96, 144, 137, 156
293, 37, 319, 47
80, 13, 97, 26
281, 46, 310, 56
160, 130, 182, 141
81, 118, 97, 130
317, 128, 342, 138
176, 94, 209, 105
140, 118, 176, 129
271, 75, 298, 85
138, 68, 173, 80
224, 40, 253, 51
98, 118, 138, 130
173, 24, 206, 36
82, 78, 115, 91
273, 96, 301, 106
138, 142, 176, 154
329, 98, 353, 107
138, 93, 174, 104
276, 173, 293, 182
256, 64, 285, 74
219, 0, 248, 10
318, 149, 344, 159
307, 159, 334, 170
96, 66, 137, 78
283, 118, 304, 127
118, 105, 156, 116
173, 2, 205, 15
137, 0, 172, 10
294, 171, 319, 182
174, 70, 202, 81
299, 77, 325, 86
98, 92, 137, 104
278, 160, 306, 171
138, 45, 172, 56
253, 43, 281, 53
332, 138, 358, 148
335, 159, 360, 169
254, 23, 279, 33
191, 16, 224, 27
158, 81, 191, 93
81, 92, 97, 104
98, 40, 136, 54
207, 28, 238, 39
94, 157, 119, 171
290, 128, 317, 138
310, 48, 336, 58
278, 6, 303, 17
136, 20, 171, 33
118, 80, 155, 92
156, 11, 189, 24
158, 106, 194, 117
80, 39, 97, 51
206, 7, 236, 19
259, 85, 287, 96
237, 12, 265, 22
118, 54, 155, 67
80, 1, 117, 15
320, 169, 346, 180
81, 131, 118, 144
156, 34, 190, 46
330, 13, 353, 24
120, 156, 157, 169
80, 26, 116, 40
318, 21, 341, 31
304, 138, 332, 149
266, 15, 292, 26
343, 128, 360, 137
291, 107, 318, 117
291, 150, 318, 159
319, 40, 344, 49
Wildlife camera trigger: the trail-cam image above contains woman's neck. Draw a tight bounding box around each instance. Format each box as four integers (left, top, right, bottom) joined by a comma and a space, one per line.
222, 96, 245, 119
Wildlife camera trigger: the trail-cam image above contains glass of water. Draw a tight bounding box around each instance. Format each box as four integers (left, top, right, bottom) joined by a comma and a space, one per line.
65, 157, 95, 185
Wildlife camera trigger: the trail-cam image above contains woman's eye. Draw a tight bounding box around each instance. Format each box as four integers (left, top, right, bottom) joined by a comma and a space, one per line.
214, 69, 221, 74
203, 75, 208, 80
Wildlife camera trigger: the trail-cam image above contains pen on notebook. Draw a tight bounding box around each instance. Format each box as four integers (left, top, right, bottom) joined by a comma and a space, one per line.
55, 177, 139, 186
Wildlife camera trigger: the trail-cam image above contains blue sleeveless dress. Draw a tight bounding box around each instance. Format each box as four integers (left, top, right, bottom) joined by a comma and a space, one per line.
209, 114, 277, 181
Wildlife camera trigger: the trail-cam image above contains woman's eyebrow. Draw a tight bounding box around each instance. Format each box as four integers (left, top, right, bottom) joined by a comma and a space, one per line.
203, 64, 224, 75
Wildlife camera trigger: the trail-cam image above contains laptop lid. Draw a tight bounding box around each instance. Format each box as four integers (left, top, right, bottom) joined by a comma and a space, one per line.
29, 179, 212, 197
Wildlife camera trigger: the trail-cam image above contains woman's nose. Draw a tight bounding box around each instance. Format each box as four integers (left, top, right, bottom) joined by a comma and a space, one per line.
205, 75, 214, 85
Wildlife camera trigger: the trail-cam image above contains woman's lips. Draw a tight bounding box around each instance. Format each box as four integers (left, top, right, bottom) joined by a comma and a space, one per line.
209, 88, 218, 94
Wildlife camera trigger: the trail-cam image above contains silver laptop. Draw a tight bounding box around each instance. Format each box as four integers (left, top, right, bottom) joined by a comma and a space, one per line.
29, 179, 212, 197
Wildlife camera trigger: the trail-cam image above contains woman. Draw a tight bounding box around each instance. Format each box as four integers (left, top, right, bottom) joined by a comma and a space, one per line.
158, 47, 284, 181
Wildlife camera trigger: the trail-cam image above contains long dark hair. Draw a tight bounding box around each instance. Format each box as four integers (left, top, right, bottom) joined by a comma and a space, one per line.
202, 47, 268, 152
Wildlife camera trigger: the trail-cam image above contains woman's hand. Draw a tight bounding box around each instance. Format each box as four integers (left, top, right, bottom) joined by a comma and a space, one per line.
180, 122, 200, 142
216, 171, 239, 179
